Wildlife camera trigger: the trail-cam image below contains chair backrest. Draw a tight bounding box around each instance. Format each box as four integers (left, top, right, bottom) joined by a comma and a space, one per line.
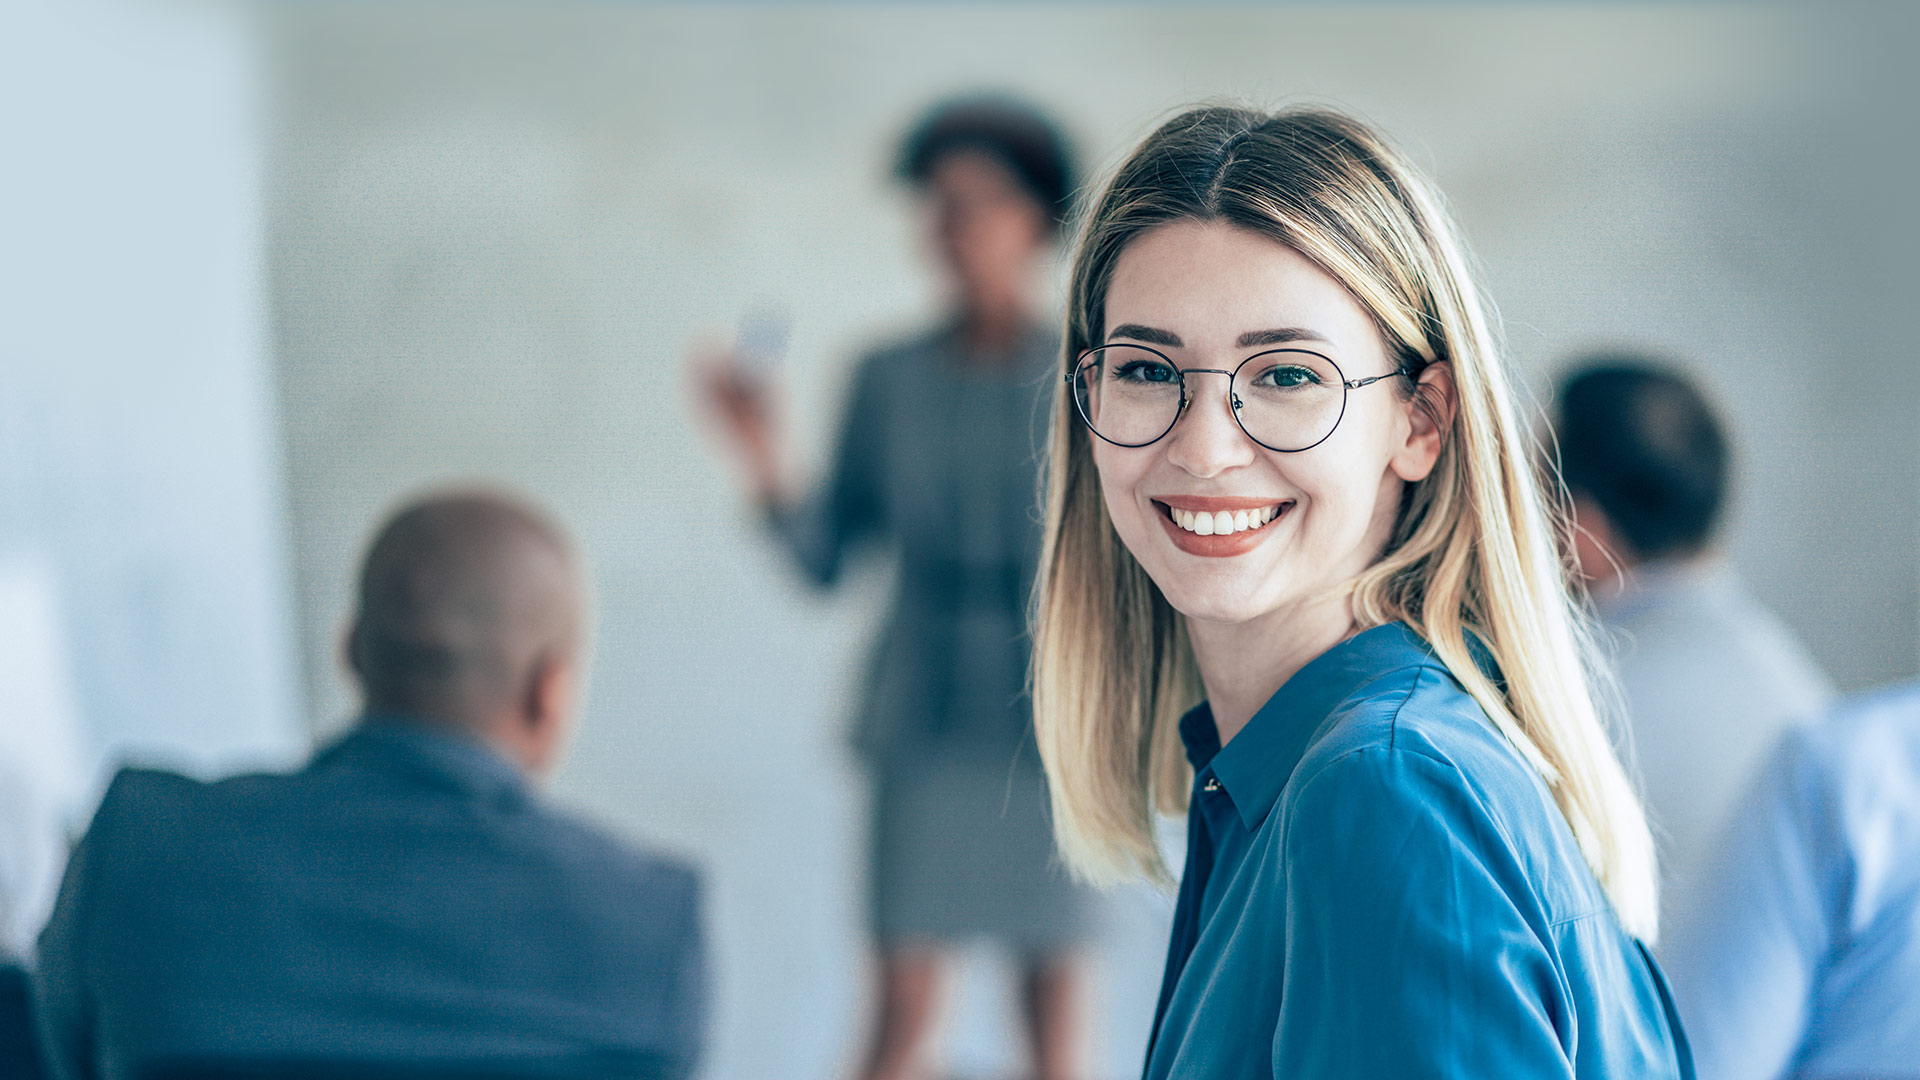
0, 963, 46, 1080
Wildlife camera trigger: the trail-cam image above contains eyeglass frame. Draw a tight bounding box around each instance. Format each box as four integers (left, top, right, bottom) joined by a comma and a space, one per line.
1064, 343, 1412, 453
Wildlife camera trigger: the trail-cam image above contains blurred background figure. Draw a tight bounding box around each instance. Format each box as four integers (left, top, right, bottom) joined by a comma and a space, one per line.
695, 95, 1095, 1080
1550, 358, 1833, 933
1662, 683, 1920, 1080
32, 492, 706, 1080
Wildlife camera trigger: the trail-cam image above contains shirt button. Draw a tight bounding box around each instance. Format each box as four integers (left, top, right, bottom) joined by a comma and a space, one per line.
1202, 777, 1222, 793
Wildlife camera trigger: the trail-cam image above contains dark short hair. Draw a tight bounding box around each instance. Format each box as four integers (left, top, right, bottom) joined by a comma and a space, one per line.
896, 93, 1077, 232
1553, 358, 1731, 561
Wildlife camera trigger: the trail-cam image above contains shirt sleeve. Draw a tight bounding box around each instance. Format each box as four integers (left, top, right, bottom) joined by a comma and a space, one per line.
1661, 726, 1832, 1080
764, 353, 887, 586
1275, 747, 1574, 1080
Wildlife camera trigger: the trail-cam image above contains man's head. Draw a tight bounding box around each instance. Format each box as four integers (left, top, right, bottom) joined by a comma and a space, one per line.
1552, 358, 1731, 586
346, 491, 586, 777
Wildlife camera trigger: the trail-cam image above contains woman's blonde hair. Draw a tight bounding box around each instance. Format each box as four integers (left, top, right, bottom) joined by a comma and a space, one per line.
1031, 105, 1659, 940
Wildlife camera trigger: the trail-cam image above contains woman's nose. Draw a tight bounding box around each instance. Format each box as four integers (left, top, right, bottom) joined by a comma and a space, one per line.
1163, 374, 1257, 478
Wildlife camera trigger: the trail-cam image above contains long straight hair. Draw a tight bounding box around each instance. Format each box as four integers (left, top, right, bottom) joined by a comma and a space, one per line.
1031, 105, 1659, 940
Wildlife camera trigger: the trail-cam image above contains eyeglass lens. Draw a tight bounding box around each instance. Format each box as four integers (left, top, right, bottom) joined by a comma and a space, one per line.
1070, 345, 1348, 452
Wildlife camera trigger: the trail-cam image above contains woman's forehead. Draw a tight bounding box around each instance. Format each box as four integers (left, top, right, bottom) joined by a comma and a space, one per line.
1103, 220, 1380, 356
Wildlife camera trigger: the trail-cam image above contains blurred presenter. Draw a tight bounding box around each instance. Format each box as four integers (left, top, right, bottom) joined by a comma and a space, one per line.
696, 96, 1094, 1080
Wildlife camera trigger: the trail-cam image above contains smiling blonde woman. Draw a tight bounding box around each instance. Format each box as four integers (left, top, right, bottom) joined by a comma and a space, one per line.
1032, 106, 1693, 1078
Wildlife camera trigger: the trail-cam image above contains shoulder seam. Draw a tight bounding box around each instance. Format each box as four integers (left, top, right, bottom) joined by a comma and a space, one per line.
1384, 662, 1433, 754
1547, 907, 1609, 931
1283, 661, 1461, 795
1286, 730, 1535, 888
1288, 741, 1465, 808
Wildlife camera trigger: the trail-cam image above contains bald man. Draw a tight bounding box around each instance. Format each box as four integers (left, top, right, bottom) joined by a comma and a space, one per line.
32, 493, 705, 1080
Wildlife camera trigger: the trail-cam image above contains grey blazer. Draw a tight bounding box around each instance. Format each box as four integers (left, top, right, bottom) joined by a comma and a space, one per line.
770, 323, 1057, 766
32, 720, 705, 1080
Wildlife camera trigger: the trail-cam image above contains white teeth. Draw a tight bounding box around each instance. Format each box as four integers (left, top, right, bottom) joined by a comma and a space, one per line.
1168, 503, 1285, 534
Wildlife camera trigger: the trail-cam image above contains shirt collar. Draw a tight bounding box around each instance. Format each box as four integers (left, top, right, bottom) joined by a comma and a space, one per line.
1179, 622, 1447, 833
317, 713, 529, 806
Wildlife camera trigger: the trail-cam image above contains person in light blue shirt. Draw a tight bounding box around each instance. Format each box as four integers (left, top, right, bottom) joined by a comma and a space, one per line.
1551, 361, 1835, 936
1663, 684, 1920, 1080
1028, 106, 1692, 1078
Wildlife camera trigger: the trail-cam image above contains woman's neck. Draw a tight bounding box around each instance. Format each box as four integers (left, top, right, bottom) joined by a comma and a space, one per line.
1186, 593, 1360, 747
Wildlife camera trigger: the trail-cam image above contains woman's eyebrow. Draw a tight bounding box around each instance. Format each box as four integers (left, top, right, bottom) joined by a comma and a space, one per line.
1106, 324, 1333, 349
1237, 327, 1331, 348
1107, 323, 1182, 347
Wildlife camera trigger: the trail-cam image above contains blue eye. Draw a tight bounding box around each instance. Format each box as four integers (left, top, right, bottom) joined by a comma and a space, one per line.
1112, 359, 1180, 384
1254, 364, 1321, 389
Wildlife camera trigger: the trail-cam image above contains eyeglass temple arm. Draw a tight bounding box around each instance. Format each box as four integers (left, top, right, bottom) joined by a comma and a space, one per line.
1343, 368, 1414, 390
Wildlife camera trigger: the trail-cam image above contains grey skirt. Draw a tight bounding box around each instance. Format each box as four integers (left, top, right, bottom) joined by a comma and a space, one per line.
869, 753, 1097, 951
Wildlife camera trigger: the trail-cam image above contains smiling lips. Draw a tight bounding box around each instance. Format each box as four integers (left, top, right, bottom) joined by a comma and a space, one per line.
1152, 497, 1293, 557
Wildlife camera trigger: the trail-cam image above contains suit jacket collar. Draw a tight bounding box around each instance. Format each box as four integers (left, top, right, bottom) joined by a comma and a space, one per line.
315, 714, 529, 807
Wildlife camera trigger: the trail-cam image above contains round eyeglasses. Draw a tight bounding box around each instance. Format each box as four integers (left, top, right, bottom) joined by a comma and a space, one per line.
1066, 343, 1408, 453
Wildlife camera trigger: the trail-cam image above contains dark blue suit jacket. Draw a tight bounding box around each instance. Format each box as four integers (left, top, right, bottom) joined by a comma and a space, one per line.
32, 720, 705, 1080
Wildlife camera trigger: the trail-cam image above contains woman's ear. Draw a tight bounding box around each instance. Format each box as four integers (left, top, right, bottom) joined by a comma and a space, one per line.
1390, 362, 1457, 483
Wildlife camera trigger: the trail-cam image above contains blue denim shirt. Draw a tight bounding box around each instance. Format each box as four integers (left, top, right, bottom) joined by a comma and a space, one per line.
1144, 623, 1690, 1079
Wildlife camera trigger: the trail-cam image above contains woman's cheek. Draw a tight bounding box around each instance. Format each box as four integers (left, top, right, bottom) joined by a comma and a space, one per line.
1094, 466, 1148, 549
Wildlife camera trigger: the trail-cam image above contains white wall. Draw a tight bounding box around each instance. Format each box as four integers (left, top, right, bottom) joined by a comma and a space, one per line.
261, 6, 1917, 1079
0, 0, 302, 795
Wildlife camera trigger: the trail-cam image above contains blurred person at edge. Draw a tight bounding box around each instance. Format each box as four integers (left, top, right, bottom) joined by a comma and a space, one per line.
34, 492, 707, 1080
1550, 360, 1833, 936
1662, 683, 1920, 1080
695, 96, 1097, 1080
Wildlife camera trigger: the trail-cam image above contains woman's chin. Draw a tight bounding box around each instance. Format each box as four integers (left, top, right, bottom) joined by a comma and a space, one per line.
1158, 586, 1284, 628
